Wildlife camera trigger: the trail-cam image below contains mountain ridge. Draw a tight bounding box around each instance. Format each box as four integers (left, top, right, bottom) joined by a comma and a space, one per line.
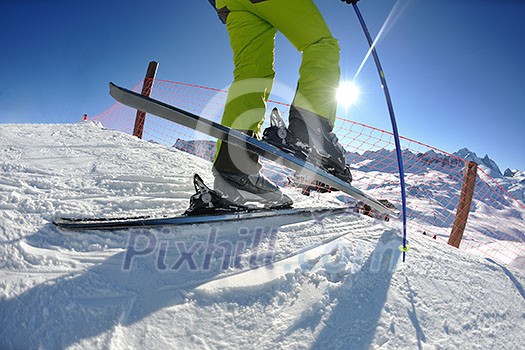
172, 139, 524, 203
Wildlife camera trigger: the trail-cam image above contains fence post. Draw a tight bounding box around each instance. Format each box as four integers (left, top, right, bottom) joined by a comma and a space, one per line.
133, 61, 159, 139
448, 161, 478, 248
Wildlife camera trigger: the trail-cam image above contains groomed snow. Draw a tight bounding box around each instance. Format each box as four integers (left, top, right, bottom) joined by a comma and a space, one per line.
0, 122, 524, 349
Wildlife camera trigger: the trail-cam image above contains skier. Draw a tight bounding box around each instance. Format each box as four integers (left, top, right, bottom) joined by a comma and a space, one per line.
207, 0, 359, 208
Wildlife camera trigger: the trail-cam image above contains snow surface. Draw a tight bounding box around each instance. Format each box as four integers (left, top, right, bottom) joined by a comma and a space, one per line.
1, 122, 524, 349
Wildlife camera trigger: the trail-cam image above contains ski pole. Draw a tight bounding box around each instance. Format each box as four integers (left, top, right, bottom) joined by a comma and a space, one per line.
352, 3, 409, 262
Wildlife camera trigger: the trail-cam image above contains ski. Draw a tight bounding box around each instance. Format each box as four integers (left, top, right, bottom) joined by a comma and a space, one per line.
53, 207, 349, 230
109, 83, 395, 215
53, 174, 351, 230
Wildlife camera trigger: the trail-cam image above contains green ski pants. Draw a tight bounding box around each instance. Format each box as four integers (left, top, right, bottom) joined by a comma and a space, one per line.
215, 0, 341, 135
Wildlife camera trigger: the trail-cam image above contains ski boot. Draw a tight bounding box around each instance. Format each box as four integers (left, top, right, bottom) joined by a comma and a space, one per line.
184, 174, 249, 216
212, 132, 293, 209
263, 108, 310, 161
263, 107, 352, 185
213, 170, 293, 209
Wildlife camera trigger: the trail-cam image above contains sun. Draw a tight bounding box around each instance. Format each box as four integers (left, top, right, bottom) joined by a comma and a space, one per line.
336, 81, 360, 107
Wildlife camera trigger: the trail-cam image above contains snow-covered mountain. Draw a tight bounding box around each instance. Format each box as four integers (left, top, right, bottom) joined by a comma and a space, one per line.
453, 148, 503, 177
498, 170, 525, 204
504, 168, 521, 178
170, 140, 525, 205
0, 123, 524, 349
453, 148, 524, 203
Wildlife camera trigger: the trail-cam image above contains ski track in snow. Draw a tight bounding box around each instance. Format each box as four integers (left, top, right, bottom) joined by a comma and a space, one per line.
0, 122, 524, 349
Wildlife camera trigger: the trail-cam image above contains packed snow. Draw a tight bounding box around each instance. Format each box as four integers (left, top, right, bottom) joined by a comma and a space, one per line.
0, 122, 524, 349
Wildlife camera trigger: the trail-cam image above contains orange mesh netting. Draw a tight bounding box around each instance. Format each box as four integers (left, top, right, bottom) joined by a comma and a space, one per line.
91, 79, 525, 269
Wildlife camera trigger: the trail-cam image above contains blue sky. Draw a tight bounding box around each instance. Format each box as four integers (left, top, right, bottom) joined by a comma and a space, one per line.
1, 0, 524, 171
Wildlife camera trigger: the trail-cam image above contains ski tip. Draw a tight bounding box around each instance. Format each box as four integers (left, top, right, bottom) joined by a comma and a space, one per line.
109, 82, 126, 102
109, 82, 119, 95
109, 82, 116, 96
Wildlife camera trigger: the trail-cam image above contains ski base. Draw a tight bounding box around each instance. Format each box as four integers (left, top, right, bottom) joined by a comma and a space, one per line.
53, 207, 350, 230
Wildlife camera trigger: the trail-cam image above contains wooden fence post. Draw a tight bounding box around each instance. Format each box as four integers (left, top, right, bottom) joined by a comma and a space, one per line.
448, 161, 478, 248
133, 61, 158, 139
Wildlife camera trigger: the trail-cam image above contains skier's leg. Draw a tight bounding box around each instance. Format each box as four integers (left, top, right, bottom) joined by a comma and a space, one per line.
212, 1, 292, 206
213, 2, 276, 175
252, 0, 349, 178
252, 0, 340, 124
219, 1, 276, 135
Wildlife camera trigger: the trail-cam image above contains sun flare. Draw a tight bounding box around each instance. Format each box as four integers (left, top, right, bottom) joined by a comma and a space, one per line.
336, 81, 360, 107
